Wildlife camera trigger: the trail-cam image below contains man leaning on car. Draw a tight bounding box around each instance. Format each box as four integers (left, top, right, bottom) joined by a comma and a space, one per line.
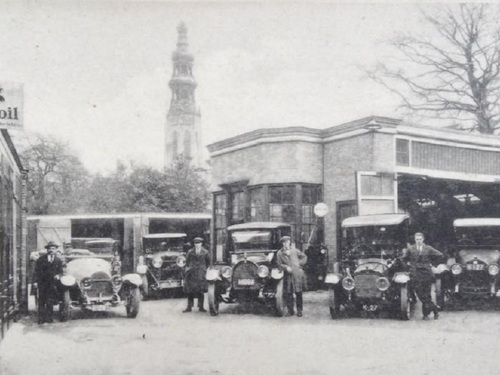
402, 232, 444, 320
34, 241, 65, 324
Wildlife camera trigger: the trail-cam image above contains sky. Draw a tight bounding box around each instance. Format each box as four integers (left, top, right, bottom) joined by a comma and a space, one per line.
0, 1, 448, 173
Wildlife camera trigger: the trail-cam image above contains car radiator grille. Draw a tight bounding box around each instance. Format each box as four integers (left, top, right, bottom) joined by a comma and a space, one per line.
462, 267, 490, 294
160, 262, 182, 280
87, 272, 114, 298
354, 274, 382, 299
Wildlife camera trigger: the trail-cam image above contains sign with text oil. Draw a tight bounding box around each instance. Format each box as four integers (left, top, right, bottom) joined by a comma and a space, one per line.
0, 82, 23, 129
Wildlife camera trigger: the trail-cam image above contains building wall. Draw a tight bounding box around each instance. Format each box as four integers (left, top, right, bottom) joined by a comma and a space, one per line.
210, 141, 323, 191
323, 133, 375, 260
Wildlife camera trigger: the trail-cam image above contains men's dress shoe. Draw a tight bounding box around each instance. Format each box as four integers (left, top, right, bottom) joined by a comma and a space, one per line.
199, 308, 207, 313
297, 311, 303, 317
182, 308, 192, 313
422, 315, 429, 321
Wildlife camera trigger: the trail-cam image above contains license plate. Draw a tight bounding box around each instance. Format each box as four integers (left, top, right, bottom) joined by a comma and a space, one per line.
467, 264, 484, 271
237, 279, 255, 286
160, 280, 181, 288
90, 305, 107, 311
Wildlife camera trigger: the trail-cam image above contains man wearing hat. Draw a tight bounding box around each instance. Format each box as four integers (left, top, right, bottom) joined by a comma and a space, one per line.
34, 241, 65, 324
276, 236, 308, 317
183, 237, 211, 312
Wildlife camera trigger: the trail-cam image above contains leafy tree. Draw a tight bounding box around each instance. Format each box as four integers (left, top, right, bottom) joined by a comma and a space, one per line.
20, 133, 90, 214
369, 4, 500, 133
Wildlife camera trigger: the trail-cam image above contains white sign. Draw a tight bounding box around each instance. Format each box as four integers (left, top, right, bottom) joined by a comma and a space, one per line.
313, 202, 329, 217
0, 82, 23, 129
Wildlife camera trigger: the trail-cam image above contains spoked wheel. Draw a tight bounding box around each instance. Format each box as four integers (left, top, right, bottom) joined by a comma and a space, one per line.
59, 290, 70, 322
275, 279, 285, 317
126, 288, 141, 318
329, 285, 341, 319
400, 284, 411, 321
208, 283, 219, 316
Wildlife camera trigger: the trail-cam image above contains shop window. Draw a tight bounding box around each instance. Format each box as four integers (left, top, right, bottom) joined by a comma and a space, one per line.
231, 191, 245, 222
396, 139, 410, 166
302, 185, 322, 244
269, 185, 296, 237
360, 174, 393, 196
250, 187, 265, 221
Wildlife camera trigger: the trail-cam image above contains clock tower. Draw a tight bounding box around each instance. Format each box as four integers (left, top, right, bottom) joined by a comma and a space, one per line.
165, 22, 203, 169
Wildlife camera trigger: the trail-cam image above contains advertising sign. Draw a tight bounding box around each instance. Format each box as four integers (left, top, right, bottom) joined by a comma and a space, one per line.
0, 82, 23, 129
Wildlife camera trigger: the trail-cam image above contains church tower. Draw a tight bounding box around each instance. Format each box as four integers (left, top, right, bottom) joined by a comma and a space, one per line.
165, 22, 203, 169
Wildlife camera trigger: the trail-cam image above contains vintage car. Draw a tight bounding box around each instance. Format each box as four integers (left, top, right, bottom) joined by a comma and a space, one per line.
325, 214, 416, 320
57, 250, 142, 320
136, 233, 188, 299
445, 218, 500, 302
206, 222, 291, 317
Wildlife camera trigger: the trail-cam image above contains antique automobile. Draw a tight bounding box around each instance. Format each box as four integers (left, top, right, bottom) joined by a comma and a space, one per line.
57, 249, 142, 321
136, 233, 188, 299
446, 218, 500, 302
325, 214, 416, 320
206, 222, 291, 317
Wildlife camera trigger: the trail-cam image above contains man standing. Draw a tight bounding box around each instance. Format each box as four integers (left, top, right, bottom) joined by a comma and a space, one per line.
34, 241, 65, 324
183, 237, 211, 313
276, 236, 308, 317
402, 232, 444, 320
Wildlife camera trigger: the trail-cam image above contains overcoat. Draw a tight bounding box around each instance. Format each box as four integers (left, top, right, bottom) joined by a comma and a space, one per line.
402, 244, 444, 283
184, 247, 211, 294
276, 247, 308, 293
34, 253, 65, 300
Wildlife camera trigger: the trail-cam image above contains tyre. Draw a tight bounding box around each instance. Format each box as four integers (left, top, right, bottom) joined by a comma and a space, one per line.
329, 285, 340, 319
208, 283, 219, 316
59, 290, 70, 322
275, 279, 285, 317
126, 288, 141, 318
400, 285, 410, 321
141, 275, 149, 301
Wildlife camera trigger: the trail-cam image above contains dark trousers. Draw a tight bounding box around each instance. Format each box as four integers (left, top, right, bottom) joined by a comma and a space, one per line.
413, 279, 437, 316
38, 287, 56, 323
187, 293, 205, 309
286, 292, 303, 314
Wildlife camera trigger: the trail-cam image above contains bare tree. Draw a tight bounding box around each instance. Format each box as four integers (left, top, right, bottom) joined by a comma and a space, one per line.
369, 4, 500, 134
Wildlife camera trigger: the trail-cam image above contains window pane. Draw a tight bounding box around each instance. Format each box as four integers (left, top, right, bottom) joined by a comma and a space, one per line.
396, 139, 409, 166
283, 186, 295, 204
269, 187, 282, 204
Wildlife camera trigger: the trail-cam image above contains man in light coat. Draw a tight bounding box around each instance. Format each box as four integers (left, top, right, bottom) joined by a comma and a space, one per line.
276, 236, 307, 317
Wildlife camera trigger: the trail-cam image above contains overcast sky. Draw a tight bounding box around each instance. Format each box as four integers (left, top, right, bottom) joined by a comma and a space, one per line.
0, 1, 443, 173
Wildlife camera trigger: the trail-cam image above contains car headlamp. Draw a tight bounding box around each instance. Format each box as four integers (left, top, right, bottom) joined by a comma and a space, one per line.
81, 277, 92, 289
376, 277, 390, 291
342, 276, 355, 291
112, 275, 123, 287
176, 255, 186, 268
320, 248, 327, 254
488, 264, 500, 276
257, 265, 269, 278
221, 266, 232, 279
451, 263, 463, 275
153, 259, 163, 268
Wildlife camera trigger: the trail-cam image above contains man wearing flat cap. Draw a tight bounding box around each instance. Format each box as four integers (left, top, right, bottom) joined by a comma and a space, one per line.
183, 237, 211, 312
276, 236, 308, 317
34, 241, 65, 324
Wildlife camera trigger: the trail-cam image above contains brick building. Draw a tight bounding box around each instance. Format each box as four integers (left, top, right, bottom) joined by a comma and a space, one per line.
208, 116, 500, 266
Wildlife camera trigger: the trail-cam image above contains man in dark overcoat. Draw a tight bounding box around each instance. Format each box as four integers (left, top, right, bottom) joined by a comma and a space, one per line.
183, 237, 211, 312
402, 232, 444, 320
34, 241, 65, 324
276, 236, 308, 317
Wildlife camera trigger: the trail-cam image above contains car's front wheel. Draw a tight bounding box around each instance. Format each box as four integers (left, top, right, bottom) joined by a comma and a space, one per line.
126, 288, 141, 318
208, 283, 219, 316
329, 285, 341, 319
140, 275, 149, 301
434, 278, 445, 310
59, 290, 70, 322
400, 284, 410, 321
275, 279, 285, 317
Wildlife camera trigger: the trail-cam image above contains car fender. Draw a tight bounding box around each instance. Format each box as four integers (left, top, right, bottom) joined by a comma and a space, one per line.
393, 272, 410, 284
122, 273, 143, 288
206, 267, 221, 282
60, 274, 77, 288
432, 263, 449, 275
324, 273, 342, 284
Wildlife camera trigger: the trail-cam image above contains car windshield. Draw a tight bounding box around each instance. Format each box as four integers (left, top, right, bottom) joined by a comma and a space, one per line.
85, 241, 116, 255
143, 237, 185, 253
345, 224, 406, 257
455, 226, 500, 247
230, 230, 273, 252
